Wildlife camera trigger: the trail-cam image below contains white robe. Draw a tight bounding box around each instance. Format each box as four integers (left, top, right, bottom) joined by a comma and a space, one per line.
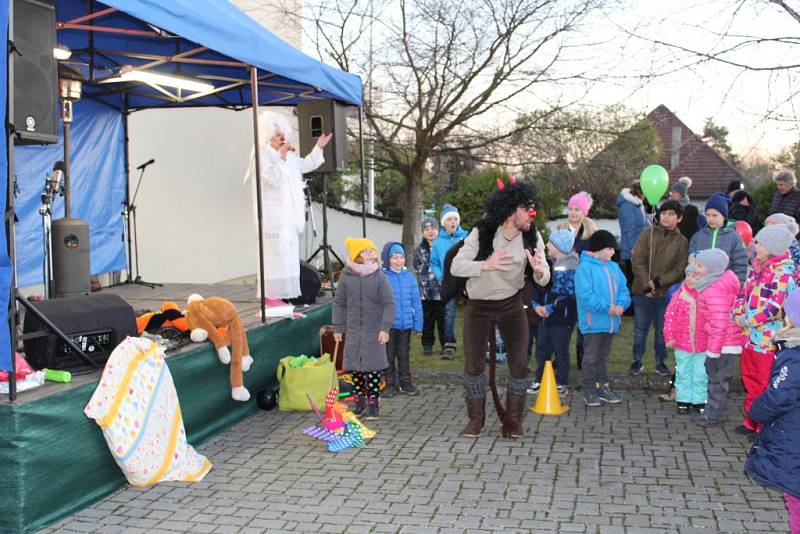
253, 144, 324, 299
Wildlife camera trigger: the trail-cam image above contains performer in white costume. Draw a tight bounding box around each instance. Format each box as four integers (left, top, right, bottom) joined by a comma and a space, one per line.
255, 113, 332, 301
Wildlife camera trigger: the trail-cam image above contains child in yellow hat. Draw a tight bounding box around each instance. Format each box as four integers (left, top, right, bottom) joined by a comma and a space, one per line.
332, 237, 396, 420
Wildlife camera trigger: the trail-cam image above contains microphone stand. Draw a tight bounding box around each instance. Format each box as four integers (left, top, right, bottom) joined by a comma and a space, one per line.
110, 162, 162, 288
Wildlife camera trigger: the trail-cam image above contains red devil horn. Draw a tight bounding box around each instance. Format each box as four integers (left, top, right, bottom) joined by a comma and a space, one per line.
496, 178, 506, 190
508, 175, 517, 184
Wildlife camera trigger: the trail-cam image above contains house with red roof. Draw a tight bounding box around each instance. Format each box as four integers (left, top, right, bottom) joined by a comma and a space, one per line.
646, 104, 744, 198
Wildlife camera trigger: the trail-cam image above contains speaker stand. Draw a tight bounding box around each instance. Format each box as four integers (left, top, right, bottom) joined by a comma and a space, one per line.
307, 173, 343, 296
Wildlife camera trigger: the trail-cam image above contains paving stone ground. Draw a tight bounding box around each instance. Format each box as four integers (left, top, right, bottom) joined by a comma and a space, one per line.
42, 386, 788, 534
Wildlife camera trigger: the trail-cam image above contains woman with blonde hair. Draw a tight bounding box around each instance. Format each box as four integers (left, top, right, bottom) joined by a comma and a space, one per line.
558, 191, 598, 255
558, 191, 599, 368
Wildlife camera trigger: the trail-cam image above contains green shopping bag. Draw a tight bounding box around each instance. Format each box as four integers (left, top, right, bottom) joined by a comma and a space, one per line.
277, 354, 337, 411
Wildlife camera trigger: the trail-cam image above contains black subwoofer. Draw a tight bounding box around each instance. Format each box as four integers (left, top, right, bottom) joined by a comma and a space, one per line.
22, 293, 137, 370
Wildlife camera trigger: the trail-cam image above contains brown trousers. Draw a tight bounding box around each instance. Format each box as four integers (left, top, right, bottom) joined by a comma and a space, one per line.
463, 292, 530, 387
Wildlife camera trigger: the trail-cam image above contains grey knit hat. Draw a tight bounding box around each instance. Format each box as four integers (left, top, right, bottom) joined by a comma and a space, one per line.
695, 249, 729, 277
421, 216, 438, 232
755, 225, 795, 256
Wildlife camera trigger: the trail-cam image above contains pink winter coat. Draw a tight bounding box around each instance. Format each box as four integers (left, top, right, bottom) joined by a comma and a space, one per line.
663, 284, 707, 353
698, 270, 745, 356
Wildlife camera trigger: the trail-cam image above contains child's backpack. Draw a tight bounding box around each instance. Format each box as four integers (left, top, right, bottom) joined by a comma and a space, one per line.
440, 240, 467, 302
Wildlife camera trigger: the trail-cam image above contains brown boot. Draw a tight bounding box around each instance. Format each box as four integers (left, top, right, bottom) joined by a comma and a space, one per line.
463, 397, 485, 438
502, 393, 527, 438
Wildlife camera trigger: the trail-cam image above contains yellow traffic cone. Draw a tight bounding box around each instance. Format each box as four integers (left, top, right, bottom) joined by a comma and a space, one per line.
531, 360, 569, 415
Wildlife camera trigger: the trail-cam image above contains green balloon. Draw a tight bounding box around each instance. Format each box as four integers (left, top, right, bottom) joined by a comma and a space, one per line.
640, 164, 669, 205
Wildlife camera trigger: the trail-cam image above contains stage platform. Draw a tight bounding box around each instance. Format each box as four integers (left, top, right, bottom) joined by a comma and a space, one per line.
0, 283, 332, 534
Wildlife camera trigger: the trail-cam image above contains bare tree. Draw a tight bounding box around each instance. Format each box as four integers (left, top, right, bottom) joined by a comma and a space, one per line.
303, 0, 607, 251
613, 0, 800, 128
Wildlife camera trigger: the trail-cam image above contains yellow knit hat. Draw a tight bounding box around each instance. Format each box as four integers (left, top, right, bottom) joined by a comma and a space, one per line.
345, 237, 377, 261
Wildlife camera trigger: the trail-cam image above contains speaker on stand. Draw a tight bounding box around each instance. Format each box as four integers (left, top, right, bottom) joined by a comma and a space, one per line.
298, 101, 349, 295
11, 0, 59, 145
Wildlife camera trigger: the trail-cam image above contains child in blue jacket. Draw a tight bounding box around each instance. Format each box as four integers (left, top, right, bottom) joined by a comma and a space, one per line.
575, 230, 631, 407
382, 242, 423, 397
531, 229, 579, 397
745, 289, 800, 534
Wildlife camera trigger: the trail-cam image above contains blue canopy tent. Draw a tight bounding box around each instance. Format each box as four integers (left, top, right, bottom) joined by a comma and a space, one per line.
4, 0, 363, 398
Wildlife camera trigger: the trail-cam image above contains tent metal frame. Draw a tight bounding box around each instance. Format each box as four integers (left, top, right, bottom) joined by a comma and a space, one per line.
4, 1, 367, 402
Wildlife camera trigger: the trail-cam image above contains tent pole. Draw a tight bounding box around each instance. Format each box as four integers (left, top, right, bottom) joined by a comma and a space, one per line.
250, 67, 266, 323
358, 106, 366, 237
122, 95, 133, 282
6, 0, 17, 402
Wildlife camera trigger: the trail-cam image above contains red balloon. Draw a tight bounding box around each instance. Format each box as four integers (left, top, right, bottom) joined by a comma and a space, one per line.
735, 220, 753, 245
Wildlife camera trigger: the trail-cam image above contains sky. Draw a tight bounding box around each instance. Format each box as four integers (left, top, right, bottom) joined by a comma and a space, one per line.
298, 0, 800, 159
575, 0, 800, 158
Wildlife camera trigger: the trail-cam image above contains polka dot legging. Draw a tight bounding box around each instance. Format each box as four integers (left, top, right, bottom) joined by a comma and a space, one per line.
352, 371, 382, 398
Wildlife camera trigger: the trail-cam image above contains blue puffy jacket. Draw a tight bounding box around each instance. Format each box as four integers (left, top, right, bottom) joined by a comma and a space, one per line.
575, 252, 631, 334
616, 189, 649, 261
430, 226, 469, 282
381, 241, 423, 331
745, 343, 800, 498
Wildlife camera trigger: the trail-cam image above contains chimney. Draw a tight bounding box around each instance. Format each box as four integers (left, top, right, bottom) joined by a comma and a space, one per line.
670, 127, 681, 169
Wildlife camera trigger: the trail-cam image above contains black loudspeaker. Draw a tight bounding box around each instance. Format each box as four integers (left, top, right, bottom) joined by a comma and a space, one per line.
22, 293, 138, 370
51, 218, 91, 297
288, 260, 322, 305
12, 0, 59, 145
297, 100, 349, 173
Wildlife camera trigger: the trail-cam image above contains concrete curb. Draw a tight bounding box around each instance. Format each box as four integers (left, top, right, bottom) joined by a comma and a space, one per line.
413, 368, 746, 393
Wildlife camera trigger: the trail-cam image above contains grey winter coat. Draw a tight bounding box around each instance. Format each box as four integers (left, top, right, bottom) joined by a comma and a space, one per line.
332, 265, 396, 372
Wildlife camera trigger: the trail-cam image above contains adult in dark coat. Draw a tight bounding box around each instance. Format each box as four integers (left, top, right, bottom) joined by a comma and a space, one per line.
668, 176, 705, 242
769, 169, 800, 226
729, 189, 761, 233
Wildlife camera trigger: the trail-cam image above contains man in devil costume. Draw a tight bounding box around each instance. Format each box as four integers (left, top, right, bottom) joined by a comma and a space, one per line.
451, 179, 550, 438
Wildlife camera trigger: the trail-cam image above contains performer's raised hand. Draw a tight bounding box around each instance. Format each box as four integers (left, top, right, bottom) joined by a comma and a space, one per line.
316, 132, 333, 148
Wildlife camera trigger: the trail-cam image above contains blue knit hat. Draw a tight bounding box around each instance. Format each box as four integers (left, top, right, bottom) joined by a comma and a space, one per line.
704, 192, 730, 219
548, 229, 575, 254
389, 243, 404, 257
440, 203, 460, 226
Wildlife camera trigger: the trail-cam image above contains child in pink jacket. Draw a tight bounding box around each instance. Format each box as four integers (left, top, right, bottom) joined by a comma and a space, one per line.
664, 264, 707, 414
693, 249, 744, 426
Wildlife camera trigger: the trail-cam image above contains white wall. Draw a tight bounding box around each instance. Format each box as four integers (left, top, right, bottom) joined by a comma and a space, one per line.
124, 1, 320, 284
302, 203, 403, 267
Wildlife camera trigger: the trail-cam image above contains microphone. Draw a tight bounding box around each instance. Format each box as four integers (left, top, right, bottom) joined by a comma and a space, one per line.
136, 158, 155, 170
47, 161, 65, 194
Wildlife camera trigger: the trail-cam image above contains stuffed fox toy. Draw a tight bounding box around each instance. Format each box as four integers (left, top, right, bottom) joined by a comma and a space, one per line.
185, 294, 253, 402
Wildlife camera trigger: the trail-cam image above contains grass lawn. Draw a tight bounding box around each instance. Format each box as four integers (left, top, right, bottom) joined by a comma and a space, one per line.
409, 301, 742, 383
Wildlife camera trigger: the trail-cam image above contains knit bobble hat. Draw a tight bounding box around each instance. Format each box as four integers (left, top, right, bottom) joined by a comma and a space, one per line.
670, 176, 692, 197
345, 237, 378, 261
754, 225, 795, 257
548, 229, 575, 254
765, 213, 800, 236
704, 192, 730, 219
568, 191, 593, 217
440, 204, 460, 226
726, 180, 744, 194
588, 230, 617, 252
695, 249, 729, 277
421, 216, 438, 232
